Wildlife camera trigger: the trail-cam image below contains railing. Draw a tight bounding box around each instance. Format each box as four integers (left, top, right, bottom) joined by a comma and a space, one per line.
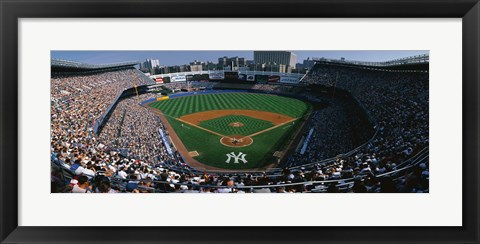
93, 88, 126, 135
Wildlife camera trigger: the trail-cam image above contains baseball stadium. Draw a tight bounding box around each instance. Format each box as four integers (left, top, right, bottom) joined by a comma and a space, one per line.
50, 52, 429, 193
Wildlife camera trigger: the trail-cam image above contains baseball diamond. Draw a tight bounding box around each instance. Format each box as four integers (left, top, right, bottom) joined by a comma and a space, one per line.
199, 115, 274, 136
149, 93, 311, 170
50, 51, 430, 194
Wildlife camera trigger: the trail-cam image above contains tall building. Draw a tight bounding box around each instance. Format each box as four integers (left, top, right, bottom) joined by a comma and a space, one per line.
253, 51, 297, 67
203, 61, 217, 71
218, 56, 246, 70
264, 63, 287, 73
296, 57, 316, 70
218, 56, 228, 66
142, 58, 160, 70
247, 63, 264, 71
189, 60, 203, 72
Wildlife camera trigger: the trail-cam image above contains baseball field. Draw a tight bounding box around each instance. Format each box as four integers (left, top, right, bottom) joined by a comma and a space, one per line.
149, 92, 311, 170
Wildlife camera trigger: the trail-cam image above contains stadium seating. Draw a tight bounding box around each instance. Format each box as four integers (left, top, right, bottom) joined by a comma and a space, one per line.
51, 60, 429, 193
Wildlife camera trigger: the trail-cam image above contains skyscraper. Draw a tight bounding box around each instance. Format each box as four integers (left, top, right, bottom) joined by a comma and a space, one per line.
189, 60, 203, 72
143, 59, 160, 69
253, 51, 296, 67
218, 56, 246, 68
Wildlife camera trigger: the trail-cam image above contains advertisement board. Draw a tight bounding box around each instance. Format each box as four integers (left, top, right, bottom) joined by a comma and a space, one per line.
191, 74, 210, 81
280, 76, 300, 83
238, 74, 247, 81
171, 75, 187, 82
224, 72, 239, 81
246, 74, 255, 81
255, 75, 268, 83
268, 75, 281, 82
209, 71, 224, 80
199, 74, 210, 81
155, 77, 164, 83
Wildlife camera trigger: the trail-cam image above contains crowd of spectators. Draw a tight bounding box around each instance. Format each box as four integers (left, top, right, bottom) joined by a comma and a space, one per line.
98, 93, 172, 164
296, 63, 429, 192
51, 64, 428, 193
285, 97, 373, 167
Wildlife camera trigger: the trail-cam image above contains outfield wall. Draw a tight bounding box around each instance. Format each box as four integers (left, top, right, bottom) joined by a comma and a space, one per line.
151, 71, 303, 84
140, 89, 311, 105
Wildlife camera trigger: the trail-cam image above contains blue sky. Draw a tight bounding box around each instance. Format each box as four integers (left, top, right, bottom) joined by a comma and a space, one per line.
51, 50, 428, 66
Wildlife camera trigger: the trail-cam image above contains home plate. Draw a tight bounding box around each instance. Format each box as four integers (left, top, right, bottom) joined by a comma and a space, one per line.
189, 151, 199, 157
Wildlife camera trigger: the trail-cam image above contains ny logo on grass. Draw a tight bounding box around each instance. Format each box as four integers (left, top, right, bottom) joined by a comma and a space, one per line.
225, 152, 248, 164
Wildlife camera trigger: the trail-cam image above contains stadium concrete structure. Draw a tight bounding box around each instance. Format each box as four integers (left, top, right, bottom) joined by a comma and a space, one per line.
51, 54, 429, 193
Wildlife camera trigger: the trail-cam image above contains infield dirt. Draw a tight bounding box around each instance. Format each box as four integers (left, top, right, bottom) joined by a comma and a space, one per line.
220, 135, 253, 147
146, 106, 225, 170
145, 98, 309, 171
179, 109, 293, 126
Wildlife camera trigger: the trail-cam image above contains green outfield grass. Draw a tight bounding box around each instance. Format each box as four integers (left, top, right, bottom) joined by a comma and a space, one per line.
149, 92, 310, 170
150, 93, 308, 118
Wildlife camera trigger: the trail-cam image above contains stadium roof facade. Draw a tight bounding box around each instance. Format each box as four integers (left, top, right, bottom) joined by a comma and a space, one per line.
51, 59, 140, 73
313, 54, 429, 71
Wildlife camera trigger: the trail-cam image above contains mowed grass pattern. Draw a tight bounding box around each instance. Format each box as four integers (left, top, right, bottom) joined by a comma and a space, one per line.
166, 116, 298, 169
149, 93, 311, 169
149, 93, 308, 118
199, 115, 273, 136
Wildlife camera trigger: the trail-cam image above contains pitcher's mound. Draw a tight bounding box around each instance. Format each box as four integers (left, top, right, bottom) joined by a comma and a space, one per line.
220, 135, 253, 147
229, 122, 244, 127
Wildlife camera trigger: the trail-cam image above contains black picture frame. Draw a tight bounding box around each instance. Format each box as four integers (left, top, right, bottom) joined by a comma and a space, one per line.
1, 0, 479, 243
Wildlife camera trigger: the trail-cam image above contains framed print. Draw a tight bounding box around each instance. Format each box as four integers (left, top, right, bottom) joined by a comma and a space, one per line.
1, 0, 479, 243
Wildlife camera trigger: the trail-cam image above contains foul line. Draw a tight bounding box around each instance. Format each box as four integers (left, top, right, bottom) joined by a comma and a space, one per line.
240, 118, 298, 139
147, 104, 298, 141
176, 117, 297, 141
175, 117, 232, 139
147, 105, 233, 140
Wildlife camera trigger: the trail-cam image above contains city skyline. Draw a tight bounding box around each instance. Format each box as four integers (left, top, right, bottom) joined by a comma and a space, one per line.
51, 50, 429, 67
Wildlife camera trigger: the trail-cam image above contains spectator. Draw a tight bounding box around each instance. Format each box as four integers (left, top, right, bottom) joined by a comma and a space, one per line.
72, 176, 92, 193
